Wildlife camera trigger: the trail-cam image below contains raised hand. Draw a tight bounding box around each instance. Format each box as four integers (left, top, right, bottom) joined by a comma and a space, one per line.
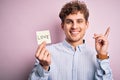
93, 27, 110, 55
35, 41, 51, 71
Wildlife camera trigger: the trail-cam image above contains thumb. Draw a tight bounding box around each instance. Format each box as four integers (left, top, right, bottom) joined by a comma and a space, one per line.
41, 41, 46, 48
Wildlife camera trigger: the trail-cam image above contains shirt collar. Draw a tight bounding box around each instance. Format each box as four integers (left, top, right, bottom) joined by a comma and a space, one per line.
62, 40, 86, 51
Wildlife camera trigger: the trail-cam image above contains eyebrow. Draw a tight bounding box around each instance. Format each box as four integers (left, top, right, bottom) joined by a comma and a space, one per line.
65, 18, 84, 20
64, 19, 73, 23
65, 18, 84, 22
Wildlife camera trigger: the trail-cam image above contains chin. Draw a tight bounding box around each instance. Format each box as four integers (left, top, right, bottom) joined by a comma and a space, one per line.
70, 38, 81, 42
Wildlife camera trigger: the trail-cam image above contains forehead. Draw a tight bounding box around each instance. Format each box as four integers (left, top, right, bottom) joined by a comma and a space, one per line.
65, 11, 85, 20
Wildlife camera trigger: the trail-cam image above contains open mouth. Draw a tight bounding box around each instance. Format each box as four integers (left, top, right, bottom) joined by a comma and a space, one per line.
70, 30, 80, 36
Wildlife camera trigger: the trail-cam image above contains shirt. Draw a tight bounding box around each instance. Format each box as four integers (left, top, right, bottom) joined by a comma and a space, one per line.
29, 40, 113, 80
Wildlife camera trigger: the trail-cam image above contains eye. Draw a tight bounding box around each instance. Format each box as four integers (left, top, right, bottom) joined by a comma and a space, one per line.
65, 19, 73, 24
77, 19, 83, 23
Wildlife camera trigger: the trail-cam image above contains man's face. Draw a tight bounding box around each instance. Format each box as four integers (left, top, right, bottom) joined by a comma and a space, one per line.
62, 12, 89, 44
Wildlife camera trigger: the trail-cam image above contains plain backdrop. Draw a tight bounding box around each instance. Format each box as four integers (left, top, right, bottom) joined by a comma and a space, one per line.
0, 0, 120, 80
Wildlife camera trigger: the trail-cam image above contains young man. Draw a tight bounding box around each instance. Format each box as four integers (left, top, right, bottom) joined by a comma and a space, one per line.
29, 1, 113, 80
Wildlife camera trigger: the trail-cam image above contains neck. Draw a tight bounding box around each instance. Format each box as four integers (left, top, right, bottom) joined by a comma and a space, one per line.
66, 39, 84, 50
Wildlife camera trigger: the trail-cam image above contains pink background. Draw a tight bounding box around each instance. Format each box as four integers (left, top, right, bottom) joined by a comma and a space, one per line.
0, 0, 120, 80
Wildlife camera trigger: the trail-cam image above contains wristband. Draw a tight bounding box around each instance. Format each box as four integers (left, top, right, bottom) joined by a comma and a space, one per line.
96, 54, 109, 60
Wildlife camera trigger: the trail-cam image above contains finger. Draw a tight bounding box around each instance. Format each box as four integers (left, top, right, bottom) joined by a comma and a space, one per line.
35, 41, 46, 58
43, 51, 49, 60
38, 47, 46, 60
93, 33, 103, 39
40, 50, 51, 66
96, 36, 108, 45
46, 52, 51, 64
97, 37, 107, 42
104, 27, 110, 38
94, 34, 107, 43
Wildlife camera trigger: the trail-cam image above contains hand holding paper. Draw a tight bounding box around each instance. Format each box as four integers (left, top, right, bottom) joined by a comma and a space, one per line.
35, 30, 51, 71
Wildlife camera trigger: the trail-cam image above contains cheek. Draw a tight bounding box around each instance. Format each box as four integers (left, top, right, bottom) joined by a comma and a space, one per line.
63, 26, 70, 32
81, 25, 88, 31
63, 28, 70, 36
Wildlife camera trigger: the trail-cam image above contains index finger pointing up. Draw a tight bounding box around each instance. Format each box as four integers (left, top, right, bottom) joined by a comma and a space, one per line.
104, 27, 110, 38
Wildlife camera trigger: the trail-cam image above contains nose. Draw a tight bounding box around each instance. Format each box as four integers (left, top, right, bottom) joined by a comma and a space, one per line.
72, 22, 77, 29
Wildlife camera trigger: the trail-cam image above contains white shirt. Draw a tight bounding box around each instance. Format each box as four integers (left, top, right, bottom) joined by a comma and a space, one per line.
29, 40, 113, 80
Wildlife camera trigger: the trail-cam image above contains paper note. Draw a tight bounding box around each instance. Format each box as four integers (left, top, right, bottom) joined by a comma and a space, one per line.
36, 30, 51, 45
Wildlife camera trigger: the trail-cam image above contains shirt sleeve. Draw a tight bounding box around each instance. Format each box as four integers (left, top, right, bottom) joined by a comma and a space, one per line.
28, 59, 50, 80
95, 58, 113, 80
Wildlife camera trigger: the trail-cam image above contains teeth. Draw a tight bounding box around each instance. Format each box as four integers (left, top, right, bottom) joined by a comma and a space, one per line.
71, 31, 79, 35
